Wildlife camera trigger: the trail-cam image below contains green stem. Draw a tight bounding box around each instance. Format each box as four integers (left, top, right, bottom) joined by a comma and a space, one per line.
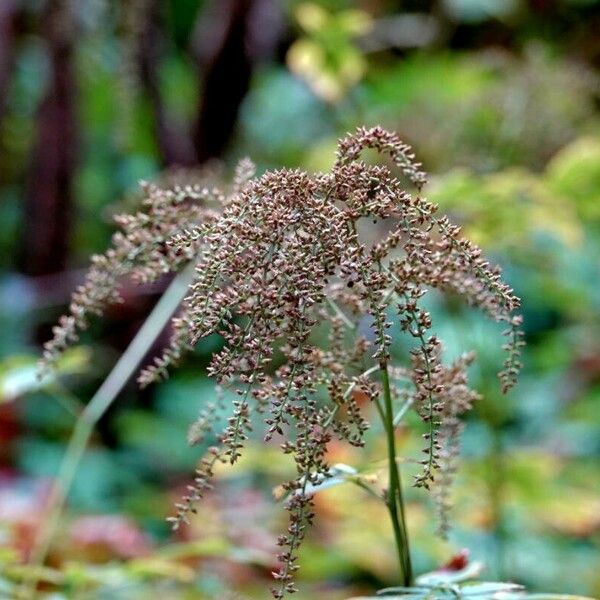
380, 360, 413, 586
21, 264, 196, 599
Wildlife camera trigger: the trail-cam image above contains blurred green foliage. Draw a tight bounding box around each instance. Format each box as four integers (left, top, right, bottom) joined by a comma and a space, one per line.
1, 0, 600, 598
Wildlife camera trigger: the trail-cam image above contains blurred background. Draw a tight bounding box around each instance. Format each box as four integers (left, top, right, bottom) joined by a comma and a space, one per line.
1, 0, 600, 598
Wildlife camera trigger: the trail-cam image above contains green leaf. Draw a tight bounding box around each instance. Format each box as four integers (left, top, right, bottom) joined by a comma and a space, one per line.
511, 596, 597, 600
459, 581, 525, 596
0, 348, 91, 403
273, 462, 381, 502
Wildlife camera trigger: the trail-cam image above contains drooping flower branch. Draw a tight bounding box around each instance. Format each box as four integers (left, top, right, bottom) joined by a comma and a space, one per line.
43, 126, 523, 597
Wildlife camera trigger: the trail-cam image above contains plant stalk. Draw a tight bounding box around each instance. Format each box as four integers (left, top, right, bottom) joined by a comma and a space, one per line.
380, 360, 413, 586
21, 264, 195, 599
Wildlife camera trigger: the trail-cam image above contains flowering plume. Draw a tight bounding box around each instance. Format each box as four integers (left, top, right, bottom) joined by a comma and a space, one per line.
43, 127, 523, 597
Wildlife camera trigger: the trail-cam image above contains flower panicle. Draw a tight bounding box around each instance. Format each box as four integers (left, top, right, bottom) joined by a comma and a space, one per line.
44, 127, 523, 597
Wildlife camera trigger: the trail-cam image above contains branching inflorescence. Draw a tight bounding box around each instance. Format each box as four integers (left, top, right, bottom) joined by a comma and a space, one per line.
43, 127, 523, 597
